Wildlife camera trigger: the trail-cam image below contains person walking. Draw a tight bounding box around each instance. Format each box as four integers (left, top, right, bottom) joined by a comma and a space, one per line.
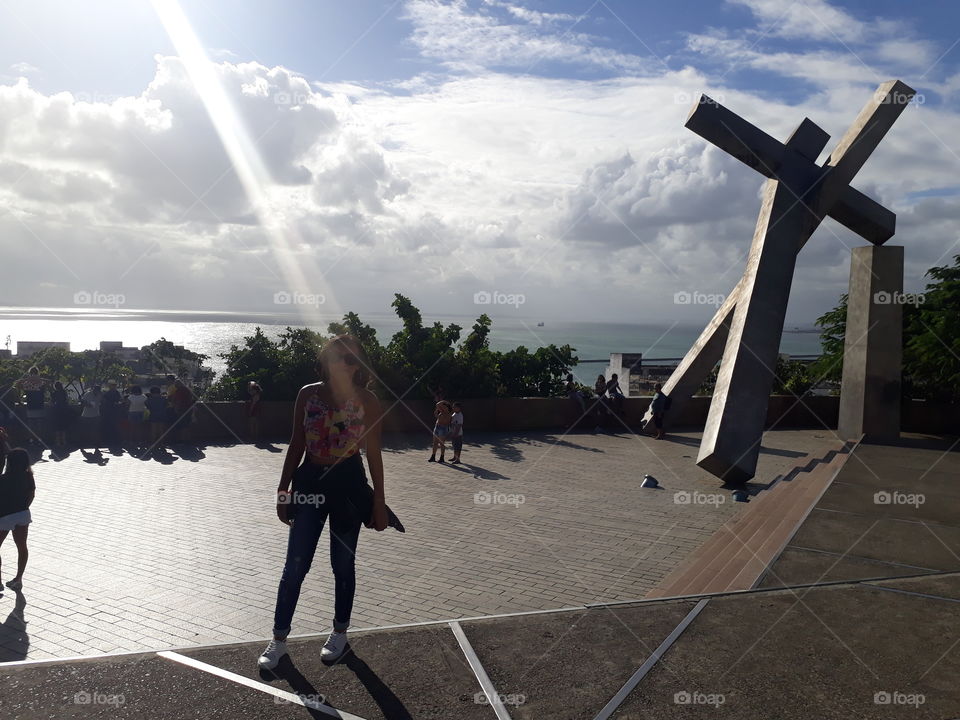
429, 400, 453, 463
649, 383, 668, 440
0, 446, 35, 591
246, 381, 263, 443
450, 402, 464, 464
258, 335, 401, 671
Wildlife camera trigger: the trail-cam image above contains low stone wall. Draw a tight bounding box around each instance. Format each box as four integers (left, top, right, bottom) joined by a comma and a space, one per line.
4, 395, 956, 445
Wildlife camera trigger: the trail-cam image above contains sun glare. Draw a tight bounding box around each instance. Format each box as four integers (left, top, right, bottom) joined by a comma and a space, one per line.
149, 0, 335, 324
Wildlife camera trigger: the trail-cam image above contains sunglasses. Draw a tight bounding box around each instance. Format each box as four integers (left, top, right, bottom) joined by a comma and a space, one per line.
332, 352, 359, 366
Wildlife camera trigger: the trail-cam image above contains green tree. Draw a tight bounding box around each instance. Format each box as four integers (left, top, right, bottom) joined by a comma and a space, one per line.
812, 294, 847, 384
905, 254, 960, 401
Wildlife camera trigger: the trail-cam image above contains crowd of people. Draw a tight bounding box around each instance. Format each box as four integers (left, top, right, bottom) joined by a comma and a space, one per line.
0, 370, 196, 455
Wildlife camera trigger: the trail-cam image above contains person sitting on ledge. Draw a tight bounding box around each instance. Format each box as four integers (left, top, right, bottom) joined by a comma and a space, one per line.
606, 373, 625, 413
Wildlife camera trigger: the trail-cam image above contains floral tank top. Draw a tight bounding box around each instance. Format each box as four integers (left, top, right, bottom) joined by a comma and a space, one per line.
303, 393, 365, 459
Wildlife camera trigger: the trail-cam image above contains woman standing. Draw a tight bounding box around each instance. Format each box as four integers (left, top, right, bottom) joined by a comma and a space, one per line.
258, 335, 392, 670
0, 446, 35, 591
18, 367, 48, 444
50, 381, 72, 449
126, 386, 148, 452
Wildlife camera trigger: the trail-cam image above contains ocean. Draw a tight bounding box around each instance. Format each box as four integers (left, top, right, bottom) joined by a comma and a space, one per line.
0, 307, 824, 385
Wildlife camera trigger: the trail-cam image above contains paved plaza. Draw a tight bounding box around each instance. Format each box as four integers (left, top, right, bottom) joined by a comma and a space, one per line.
2, 435, 958, 719
0, 429, 840, 663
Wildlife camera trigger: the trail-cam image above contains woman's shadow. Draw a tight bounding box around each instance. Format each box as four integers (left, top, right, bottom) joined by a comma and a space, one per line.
0, 589, 29, 661
263, 647, 412, 720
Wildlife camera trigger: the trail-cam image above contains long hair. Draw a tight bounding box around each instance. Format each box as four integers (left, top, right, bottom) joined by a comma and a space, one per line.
3, 448, 32, 480
317, 335, 372, 389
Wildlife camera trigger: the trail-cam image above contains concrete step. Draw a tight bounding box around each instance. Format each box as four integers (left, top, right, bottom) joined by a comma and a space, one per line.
699, 454, 845, 594
646, 446, 851, 598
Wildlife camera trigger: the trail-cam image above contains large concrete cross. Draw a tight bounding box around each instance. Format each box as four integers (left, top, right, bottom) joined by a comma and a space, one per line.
650, 80, 915, 483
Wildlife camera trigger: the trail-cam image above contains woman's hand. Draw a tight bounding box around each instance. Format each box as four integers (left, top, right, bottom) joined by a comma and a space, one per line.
370, 499, 388, 531
276, 490, 292, 525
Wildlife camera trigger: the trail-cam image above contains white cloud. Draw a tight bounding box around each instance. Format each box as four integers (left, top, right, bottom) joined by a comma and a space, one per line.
0, 0, 957, 326
403, 0, 651, 74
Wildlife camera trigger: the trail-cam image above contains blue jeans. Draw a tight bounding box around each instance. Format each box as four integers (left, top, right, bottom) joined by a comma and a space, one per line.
272, 457, 365, 638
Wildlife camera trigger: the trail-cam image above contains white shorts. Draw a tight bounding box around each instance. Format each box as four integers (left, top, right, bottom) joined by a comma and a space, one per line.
0, 509, 31, 532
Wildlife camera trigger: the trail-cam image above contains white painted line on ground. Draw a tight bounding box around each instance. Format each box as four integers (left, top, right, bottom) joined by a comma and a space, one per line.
448, 621, 513, 720
156, 650, 369, 720
592, 598, 710, 720
865, 584, 960, 604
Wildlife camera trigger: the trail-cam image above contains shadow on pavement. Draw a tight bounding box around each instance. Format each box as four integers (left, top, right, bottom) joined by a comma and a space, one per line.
263, 647, 414, 720
171, 444, 207, 462
0, 589, 29, 662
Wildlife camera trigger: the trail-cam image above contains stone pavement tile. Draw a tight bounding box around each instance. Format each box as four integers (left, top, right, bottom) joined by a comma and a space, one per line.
0, 429, 838, 661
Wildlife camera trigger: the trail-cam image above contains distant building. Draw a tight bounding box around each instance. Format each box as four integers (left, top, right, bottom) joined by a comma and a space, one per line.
16, 341, 70, 357
604, 353, 644, 397
0, 349, 11, 359
99, 341, 142, 363
603, 353, 681, 396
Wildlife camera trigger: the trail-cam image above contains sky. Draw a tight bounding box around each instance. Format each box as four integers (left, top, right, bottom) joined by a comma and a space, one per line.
0, 0, 958, 327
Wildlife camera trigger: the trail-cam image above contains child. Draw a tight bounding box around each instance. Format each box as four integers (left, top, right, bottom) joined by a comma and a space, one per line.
0, 447, 35, 591
429, 400, 453, 463
450, 402, 464, 463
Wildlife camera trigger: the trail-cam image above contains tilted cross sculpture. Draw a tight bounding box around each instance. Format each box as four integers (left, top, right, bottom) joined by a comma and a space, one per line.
648, 80, 915, 483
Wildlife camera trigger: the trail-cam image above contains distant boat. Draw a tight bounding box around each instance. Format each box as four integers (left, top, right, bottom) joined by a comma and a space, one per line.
537, 321, 545, 327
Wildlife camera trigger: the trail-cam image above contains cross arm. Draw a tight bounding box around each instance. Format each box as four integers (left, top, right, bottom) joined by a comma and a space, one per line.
684, 96, 787, 178
831, 186, 896, 244
826, 80, 916, 181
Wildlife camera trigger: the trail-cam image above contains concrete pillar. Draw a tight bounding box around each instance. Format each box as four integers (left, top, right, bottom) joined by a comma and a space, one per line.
838, 245, 903, 440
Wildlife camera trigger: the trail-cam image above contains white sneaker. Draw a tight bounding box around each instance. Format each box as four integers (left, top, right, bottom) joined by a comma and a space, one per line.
320, 631, 348, 663
257, 638, 288, 670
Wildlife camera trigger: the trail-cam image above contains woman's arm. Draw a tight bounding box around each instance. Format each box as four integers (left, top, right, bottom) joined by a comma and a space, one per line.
279, 386, 309, 492
363, 390, 388, 531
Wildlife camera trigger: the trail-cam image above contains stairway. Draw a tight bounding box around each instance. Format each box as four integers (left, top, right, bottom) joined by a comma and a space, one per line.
646, 442, 854, 599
